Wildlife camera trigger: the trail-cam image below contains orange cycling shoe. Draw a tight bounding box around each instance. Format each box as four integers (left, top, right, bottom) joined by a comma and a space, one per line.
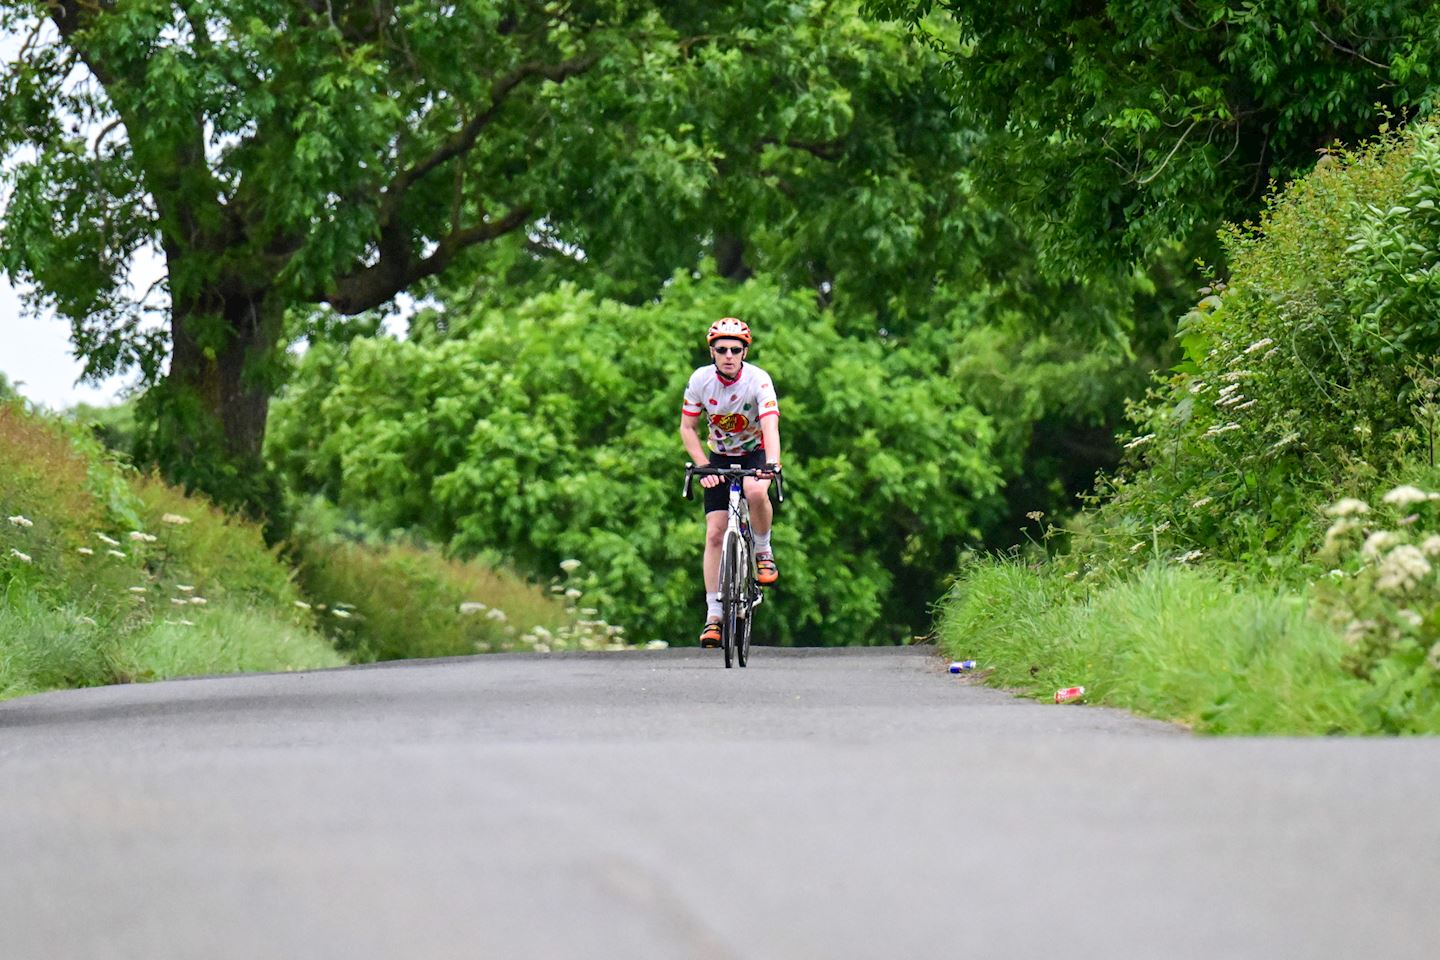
756, 554, 779, 587
699, 620, 722, 648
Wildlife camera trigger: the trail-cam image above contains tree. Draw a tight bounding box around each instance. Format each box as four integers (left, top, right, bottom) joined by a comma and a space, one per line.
1, 0, 684, 520
1, 0, 1011, 523
869, 0, 1440, 274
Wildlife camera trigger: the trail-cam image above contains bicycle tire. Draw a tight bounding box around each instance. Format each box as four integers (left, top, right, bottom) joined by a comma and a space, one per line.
719, 531, 739, 668
738, 580, 753, 667
735, 536, 754, 667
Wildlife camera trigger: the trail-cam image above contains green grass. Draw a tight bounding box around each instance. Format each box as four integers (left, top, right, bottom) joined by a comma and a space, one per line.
1, 400, 598, 703
936, 559, 1398, 734
109, 602, 347, 682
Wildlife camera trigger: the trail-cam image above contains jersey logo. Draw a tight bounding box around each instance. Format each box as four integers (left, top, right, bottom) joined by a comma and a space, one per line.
710, 413, 750, 434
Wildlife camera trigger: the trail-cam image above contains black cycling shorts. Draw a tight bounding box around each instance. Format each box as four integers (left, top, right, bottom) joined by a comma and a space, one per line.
703, 448, 769, 514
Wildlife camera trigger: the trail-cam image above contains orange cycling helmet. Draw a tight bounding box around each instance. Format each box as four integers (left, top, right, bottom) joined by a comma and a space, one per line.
707, 317, 752, 345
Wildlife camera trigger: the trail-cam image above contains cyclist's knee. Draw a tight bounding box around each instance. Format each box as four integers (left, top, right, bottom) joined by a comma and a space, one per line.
705, 513, 727, 546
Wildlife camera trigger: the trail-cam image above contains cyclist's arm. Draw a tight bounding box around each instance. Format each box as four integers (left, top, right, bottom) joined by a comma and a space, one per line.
679, 413, 709, 465
760, 413, 781, 469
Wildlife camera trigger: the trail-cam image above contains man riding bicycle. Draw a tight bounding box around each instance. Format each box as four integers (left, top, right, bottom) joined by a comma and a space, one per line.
680, 317, 782, 648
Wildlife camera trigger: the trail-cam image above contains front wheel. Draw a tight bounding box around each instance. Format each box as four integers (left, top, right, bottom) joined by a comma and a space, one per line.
719, 531, 741, 668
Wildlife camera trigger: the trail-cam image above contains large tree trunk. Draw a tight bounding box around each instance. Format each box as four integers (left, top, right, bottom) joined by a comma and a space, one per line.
138, 269, 287, 536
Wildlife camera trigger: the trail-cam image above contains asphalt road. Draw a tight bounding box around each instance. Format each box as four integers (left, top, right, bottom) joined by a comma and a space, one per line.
1, 645, 1437, 959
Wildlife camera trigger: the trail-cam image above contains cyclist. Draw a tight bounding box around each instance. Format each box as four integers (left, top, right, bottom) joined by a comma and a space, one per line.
679, 317, 782, 648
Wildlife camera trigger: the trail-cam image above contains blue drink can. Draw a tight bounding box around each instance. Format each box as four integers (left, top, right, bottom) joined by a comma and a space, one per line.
948, 660, 977, 673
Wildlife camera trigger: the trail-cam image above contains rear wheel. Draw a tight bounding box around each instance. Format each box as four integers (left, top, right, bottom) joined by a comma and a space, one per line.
737, 580, 753, 667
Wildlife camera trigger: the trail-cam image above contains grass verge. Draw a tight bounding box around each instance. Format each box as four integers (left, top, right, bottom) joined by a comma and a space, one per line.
934, 559, 1415, 734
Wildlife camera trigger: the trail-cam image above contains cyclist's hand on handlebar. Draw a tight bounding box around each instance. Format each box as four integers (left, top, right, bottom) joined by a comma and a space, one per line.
759, 462, 781, 479
700, 474, 723, 489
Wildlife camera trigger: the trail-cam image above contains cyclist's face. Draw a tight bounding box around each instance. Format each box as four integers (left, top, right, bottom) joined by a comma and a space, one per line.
711, 339, 746, 372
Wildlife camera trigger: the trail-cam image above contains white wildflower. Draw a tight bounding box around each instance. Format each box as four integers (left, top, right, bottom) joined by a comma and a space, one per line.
550, 584, 565, 593
533, 643, 552, 654
1262, 347, 1280, 361
1234, 399, 1257, 411
1218, 383, 1242, 398
189, 596, 208, 606
178, 619, 196, 627
1397, 609, 1424, 629
106, 549, 126, 559
1362, 531, 1402, 560
579, 607, 599, 616
1123, 433, 1155, 450
1344, 619, 1377, 646
559, 558, 582, 573
76, 546, 95, 556
531, 626, 552, 640
1220, 370, 1253, 383
1326, 498, 1370, 517
7, 515, 33, 528
1129, 541, 1147, 554
1191, 497, 1213, 508
294, 600, 312, 610
176, 584, 194, 593
1176, 549, 1205, 564
1202, 423, 1242, 438
171, 598, 189, 606
1422, 536, 1440, 557
1325, 519, 1360, 542
128, 586, 147, 594
1375, 544, 1431, 594
161, 513, 192, 525
78, 616, 97, 626
332, 608, 351, 618
1429, 641, 1440, 671
1188, 380, 1208, 394
645, 640, 669, 650
485, 608, 508, 623
1382, 485, 1430, 508
96, 532, 121, 546
1244, 337, 1275, 354
9, 548, 32, 563
1269, 431, 1301, 454
1154, 520, 1171, 533
127, 531, 157, 543
1399, 513, 1421, 526
564, 588, 582, 599
459, 602, 488, 615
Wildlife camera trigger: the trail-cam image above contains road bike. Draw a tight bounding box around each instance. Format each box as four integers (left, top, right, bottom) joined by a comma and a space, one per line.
682, 462, 785, 668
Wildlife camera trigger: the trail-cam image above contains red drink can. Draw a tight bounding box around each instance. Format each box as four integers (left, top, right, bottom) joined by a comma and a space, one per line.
1054, 686, 1085, 703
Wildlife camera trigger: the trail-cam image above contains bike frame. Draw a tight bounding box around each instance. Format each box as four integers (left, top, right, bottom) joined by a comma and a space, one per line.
682, 462, 784, 668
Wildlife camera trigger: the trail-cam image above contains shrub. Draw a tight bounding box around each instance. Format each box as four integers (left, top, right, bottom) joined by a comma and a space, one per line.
1078, 121, 1440, 573
270, 272, 1004, 645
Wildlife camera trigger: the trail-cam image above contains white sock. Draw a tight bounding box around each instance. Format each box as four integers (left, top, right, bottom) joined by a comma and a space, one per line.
706, 592, 721, 619
753, 530, 772, 555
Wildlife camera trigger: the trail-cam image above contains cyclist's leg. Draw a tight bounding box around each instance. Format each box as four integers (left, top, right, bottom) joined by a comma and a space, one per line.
743, 476, 778, 585
699, 498, 727, 646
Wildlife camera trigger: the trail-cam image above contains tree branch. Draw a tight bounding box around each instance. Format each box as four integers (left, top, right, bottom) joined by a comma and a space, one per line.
380, 53, 598, 225
324, 204, 533, 315
1308, 20, 1389, 71
759, 136, 848, 161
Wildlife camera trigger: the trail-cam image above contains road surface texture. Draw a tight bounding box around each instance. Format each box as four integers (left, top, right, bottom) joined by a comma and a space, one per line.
2, 645, 1437, 959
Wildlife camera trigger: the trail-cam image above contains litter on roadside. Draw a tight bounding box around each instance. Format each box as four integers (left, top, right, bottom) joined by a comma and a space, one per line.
1054, 686, 1085, 703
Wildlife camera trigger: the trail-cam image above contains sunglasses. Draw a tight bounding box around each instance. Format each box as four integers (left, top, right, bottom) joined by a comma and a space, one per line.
712, 345, 746, 356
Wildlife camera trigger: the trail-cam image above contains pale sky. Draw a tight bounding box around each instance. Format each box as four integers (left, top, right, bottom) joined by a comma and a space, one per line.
0, 277, 138, 410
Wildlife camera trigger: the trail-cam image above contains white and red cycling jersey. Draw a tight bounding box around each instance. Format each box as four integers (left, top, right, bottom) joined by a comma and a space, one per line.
681, 363, 780, 456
